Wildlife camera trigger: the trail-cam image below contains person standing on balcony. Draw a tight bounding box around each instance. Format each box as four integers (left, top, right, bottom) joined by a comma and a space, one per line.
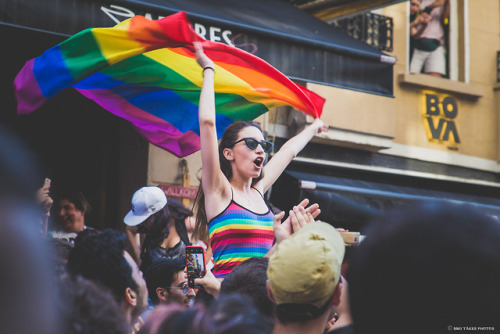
410, 0, 447, 77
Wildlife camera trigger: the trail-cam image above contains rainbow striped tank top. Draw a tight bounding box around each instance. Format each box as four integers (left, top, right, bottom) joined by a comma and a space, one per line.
209, 199, 275, 278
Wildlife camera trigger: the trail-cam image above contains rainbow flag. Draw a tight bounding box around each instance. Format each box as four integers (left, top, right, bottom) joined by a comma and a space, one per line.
14, 11, 325, 157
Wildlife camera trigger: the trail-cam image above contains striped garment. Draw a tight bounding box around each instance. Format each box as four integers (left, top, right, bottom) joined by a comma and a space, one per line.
419, 0, 445, 45
209, 200, 275, 278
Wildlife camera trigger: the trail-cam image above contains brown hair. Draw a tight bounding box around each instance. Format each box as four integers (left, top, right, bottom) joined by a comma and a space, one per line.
193, 121, 264, 244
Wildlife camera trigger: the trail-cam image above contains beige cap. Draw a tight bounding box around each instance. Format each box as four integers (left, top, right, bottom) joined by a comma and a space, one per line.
267, 221, 345, 309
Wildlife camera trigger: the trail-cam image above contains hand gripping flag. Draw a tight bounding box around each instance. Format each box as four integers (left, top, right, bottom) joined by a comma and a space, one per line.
14, 11, 325, 157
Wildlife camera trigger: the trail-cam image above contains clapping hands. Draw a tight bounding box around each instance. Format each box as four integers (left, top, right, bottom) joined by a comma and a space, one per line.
273, 198, 320, 244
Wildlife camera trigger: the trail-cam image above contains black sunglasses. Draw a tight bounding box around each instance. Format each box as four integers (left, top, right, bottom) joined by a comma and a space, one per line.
230, 137, 273, 153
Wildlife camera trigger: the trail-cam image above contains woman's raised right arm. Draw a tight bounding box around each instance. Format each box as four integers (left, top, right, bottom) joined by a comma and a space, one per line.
195, 43, 227, 210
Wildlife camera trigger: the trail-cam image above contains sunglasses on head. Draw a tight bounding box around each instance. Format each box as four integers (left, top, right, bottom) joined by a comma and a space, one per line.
230, 137, 273, 153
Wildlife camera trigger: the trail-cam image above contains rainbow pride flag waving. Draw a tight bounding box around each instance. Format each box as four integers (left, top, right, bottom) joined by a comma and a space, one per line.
14, 11, 325, 157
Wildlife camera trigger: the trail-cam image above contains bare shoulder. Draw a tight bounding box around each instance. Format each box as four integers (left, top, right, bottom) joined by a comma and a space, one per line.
204, 177, 233, 221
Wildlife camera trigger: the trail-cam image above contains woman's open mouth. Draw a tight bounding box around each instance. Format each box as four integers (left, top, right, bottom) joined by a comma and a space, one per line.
254, 157, 264, 168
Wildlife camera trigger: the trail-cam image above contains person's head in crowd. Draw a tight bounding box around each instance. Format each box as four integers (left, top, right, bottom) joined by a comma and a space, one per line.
212, 294, 274, 334
347, 202, 500, 334
58, 275, 130, 334
124, 186, 169, 232
67, 229, 148, 326
47, 237, 74, 278
138, 294, 272, 334
138, 303, 214, 334
220, 257, 275, 319
124, 187, 191, 233
144, 258, 195, 307
267, 221, 345, 334
124, 187, 192, 258
74, 227, 101, 246
410, 0, 421, 15
54, 189, 91, 233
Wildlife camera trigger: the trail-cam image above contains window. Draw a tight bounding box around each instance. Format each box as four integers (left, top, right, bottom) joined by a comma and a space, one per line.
407, 0, 468, 82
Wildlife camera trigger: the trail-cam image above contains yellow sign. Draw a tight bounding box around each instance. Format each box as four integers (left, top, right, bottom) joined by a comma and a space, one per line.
422, 91, 460, 148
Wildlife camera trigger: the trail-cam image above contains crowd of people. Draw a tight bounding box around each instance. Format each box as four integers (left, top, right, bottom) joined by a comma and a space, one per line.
2, 40, 500, 334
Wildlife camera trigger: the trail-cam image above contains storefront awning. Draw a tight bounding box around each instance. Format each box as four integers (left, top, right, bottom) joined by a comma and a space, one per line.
0, 0, 394, 96
269, 170, 500, 231
291, 0, 408, 20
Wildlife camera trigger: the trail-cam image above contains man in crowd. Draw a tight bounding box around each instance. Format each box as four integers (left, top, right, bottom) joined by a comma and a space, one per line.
144, 258, 196, 308
267, 221, 345, 334
67, 229, 149, 330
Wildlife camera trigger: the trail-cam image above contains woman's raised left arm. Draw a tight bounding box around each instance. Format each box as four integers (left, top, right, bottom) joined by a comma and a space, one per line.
260, 118, 328, 192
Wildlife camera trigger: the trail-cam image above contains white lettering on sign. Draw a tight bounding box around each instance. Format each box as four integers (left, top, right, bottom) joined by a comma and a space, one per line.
100, 5, 236, 47
101, 5, 135, 24
210, 26, 221, 42
159, 185, 198, 199
194, 23, 234, 46
100, 4, 164, 24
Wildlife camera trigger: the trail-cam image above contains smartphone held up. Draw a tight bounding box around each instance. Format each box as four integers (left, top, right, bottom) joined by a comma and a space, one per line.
185, 246, 206, 288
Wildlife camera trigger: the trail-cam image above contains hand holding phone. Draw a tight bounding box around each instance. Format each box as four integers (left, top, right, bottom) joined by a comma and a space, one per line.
185, 246, 206, 288
423, 6, 433, 14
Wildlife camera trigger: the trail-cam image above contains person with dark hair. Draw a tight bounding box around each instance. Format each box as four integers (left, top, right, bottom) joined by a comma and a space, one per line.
192, 42, 325, 279
50, 189, 95, 243
67, 228, 149, 329
212, 294, 273, 334
124, 187, 196, 271
47, 237, 74, 278
143, 258, 196, 307
58, 275, 130, 334
74, 226, 102, 245
347, 202, 500, 334
138, 294, 272, 334
138, 304, 214, 334
267, 221, 345, 334
220, 257, 274, 320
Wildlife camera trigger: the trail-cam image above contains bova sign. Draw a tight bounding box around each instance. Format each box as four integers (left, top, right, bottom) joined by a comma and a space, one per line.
422, 92, 460, 148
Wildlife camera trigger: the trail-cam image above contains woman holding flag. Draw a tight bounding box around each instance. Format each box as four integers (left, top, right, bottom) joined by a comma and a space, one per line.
193, 42, 328, 279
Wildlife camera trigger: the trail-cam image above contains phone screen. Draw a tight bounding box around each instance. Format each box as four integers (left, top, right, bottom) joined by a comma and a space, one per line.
185, 246, 206, 288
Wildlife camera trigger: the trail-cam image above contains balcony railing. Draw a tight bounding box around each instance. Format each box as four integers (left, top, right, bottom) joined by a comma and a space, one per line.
331, 12, 393, 52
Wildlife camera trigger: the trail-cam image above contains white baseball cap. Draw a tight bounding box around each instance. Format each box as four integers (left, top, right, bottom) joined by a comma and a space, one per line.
124, 186, 167, 226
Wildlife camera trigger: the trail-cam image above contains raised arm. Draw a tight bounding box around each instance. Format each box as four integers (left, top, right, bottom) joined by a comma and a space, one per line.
259, 118, 328, 192
194, 43, 229, 215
